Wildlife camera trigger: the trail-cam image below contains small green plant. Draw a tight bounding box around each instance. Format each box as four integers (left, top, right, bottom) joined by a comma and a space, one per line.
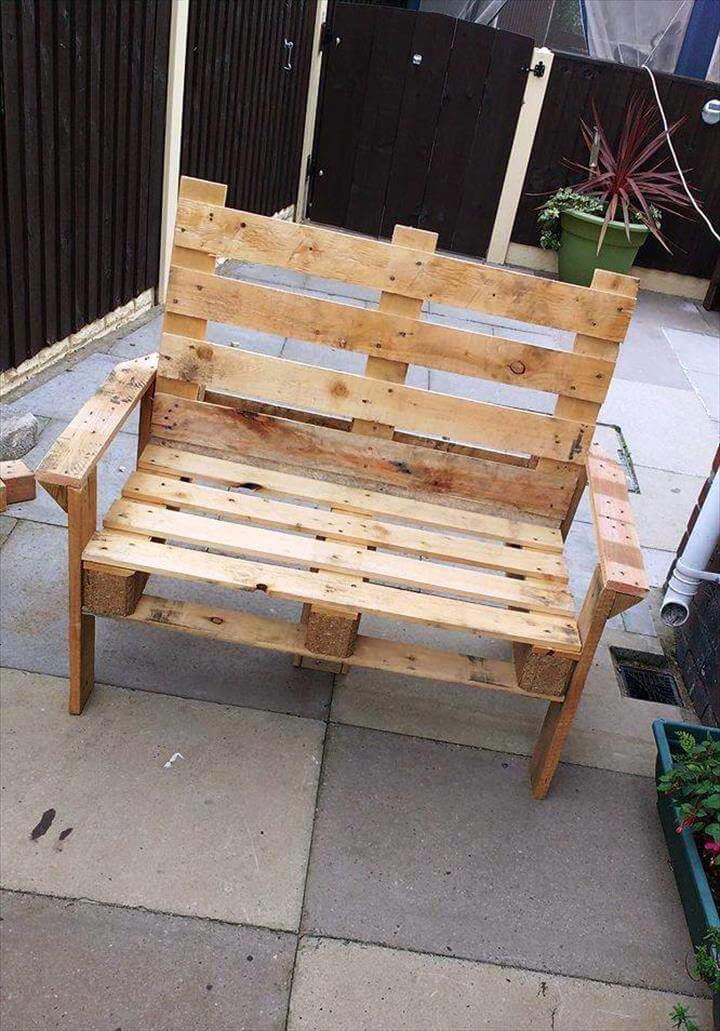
669, 930, 720, 1031
670, 1003, 701, 1031
693, 928, 720, 994
536, 187, 662, 252
537, 188, 605, 251
658, 730, 720, 869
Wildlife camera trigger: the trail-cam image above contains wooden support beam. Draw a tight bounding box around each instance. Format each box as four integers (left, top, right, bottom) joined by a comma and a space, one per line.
67, 470, 97, 714
529, 566, 614, 798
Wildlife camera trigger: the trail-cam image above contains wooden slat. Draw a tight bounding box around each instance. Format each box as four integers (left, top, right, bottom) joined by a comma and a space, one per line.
121, 471, 569, 582
138, 444, 563, 552
36, 354, 157, 488
173, 199, 634, 341
163, 267, 615, 402
157, 341, 592, 465
105, 498, 575, 614
124, 595, 564, 702
83, 531, 581, 652
150, 393, 575, 519
586, 448, 648, 598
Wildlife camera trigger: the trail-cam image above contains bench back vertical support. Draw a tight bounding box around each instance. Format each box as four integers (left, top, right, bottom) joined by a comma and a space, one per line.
540, 270, 638, 538
299, 225, 439, 667
158, 176, 228, 399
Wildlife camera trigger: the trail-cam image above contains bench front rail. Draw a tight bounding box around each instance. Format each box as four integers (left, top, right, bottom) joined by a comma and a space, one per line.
37, 177, 648, 798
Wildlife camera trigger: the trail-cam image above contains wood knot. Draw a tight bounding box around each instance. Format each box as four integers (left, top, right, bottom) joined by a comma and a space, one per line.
508, 360, 526, 376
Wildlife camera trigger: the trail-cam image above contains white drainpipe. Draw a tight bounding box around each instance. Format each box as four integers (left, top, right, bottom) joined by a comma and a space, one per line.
661, 472, 720, 627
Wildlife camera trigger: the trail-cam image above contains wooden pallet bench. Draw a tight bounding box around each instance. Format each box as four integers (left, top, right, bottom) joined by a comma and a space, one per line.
37, 176, 648, 797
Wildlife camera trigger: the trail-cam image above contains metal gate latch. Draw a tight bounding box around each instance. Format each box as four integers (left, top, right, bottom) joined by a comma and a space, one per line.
412, 53, 423, 65
522, 60, 545, 77
283, 38, 294, 71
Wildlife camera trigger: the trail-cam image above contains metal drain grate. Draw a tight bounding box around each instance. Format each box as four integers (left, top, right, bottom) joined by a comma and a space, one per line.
610, 647, 681, 705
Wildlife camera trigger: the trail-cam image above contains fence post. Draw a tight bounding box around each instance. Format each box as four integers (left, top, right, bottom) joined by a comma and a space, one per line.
295, 0, 329, 223
486, 46, 554, 266
158, 0, 190, 304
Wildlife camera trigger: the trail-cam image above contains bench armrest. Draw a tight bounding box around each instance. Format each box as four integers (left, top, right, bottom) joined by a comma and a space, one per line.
37, 353, 158, 490
586, 447, 648, 599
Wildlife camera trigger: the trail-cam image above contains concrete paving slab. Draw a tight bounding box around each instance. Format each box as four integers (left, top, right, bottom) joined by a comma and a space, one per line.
1, 668, 324, 930
108, 312, 163, 358
5, 420, 139, 528
696, 304, 720, 336
600, 378, 717, 476
427, 368, 554, 414
1, 890, 295, 1031
4, 352, 127, 424
0, 515, 17, 543
0, 520, 333, 720
664, 327, 720, 377
302, 724, 699, 994
330, 616, 685, 778
621, 595, 657, 636
615, 323, 691, 391
206, 321, 286, 356
633, 292, 712, 335
289, 937, 712, 1030
617, 465, 703, 552
642, 547, 675, 589
281, 337, 365, 373
688, 369, 720, 421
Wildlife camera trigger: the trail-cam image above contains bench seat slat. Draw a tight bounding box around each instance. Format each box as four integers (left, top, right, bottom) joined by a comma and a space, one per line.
165, 267, 615, 402
138, 444, 564, 552
105, 497, 575, 614
173, 200, 633, 342
121, 471, 569, 582
158, 340, 592, 465
83, 531, 582, 654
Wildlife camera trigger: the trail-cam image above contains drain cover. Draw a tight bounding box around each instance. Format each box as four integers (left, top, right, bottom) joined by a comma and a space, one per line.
610, 647, 681, 705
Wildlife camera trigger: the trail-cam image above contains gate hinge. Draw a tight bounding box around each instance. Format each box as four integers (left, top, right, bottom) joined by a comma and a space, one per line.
522, 60, 546, 78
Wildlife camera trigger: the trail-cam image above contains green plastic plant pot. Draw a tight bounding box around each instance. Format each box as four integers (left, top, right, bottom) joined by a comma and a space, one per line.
653, 719, 719, 1026
557, 208, 649, 287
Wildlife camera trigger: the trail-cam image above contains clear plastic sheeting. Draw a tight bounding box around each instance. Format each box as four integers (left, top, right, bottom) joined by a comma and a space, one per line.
583, 0, 693, 72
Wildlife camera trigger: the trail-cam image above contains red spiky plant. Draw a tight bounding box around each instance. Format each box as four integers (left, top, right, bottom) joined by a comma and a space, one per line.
567, 93, 694, 253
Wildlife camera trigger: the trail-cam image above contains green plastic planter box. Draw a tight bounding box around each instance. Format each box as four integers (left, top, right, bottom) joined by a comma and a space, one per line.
558, 209, 649, 287
654, 719, 719, 1026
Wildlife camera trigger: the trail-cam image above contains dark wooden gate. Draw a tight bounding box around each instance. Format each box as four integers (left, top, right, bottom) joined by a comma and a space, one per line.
308, 3, 533, 256
180, 0, 317, 215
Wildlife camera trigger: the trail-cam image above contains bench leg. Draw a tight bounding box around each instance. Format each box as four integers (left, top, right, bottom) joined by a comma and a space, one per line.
67, 472, 97, 714
530, 566, 616, 799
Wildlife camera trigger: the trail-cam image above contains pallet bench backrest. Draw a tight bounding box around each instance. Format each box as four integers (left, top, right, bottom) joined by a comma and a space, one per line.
154, 177, 637, 525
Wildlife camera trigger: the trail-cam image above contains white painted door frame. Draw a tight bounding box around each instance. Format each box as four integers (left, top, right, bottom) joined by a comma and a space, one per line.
158, 0, 190, 305
485, 46, 555, 265
295, 0, 329, 223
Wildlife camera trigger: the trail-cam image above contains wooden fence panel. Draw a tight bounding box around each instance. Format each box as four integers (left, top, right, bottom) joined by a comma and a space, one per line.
511, 53, 720, 279
180, 0, 317, 216
0, 0, 171, 374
